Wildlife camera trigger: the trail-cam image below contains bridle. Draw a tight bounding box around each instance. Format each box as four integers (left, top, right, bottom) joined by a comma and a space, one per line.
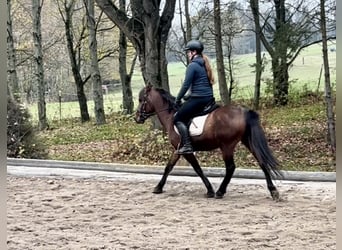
137, 92, 155, 121
137, 88, 170, 122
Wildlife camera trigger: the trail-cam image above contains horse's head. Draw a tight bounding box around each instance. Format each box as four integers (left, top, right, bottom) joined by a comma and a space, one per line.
135, 85, 177, 124
134, 85, 156, 124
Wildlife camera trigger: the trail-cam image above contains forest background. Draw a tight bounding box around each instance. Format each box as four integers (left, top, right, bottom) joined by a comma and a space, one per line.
7, 0, 336, 172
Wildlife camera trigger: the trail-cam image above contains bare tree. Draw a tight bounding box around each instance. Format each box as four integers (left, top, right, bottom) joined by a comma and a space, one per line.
219, 2, 246, 103
320, 0, 335, 156
57, 0, 91, 122
183, 0, 191, 43
182, 0, 192, 65
166, 0, 194, 67
249, 0, 263, 110
250, 0, 334, 106
7, 0, 20, 100
95, 0, 176, 90
32, 0, 48, 130
11, 1, 71, 105
213, 0, 229, 105
85, 0, 106, 125
168, 1, 214, 66
118, 0, 135, 114
175, 1, 245, 104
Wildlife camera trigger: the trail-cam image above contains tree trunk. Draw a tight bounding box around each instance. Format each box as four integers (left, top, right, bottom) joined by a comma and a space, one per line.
320, 0, 336, 155
183, 0, 191, 65
272, 0, 289, 106
95, 0, 176, 129
272, 58, 289, 106
226, 39, 234, 102
213, 0, 229, 105
184, 0, 191, 42
142, 7, 161, 87
250, 0, 262, 110
118, 0, 134, 114
60, 0, 90, 122
32, 0, 48, 130
75, 83, 89, 122
95, 0, 176, 91
7, 0, 20, 101
86, 0, 106, 125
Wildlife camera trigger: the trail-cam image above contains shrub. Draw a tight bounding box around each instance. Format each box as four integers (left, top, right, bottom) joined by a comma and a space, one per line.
7, 96, 47, 159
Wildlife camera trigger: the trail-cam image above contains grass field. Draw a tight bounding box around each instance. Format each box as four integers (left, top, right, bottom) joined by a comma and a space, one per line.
28, 41, 336, 123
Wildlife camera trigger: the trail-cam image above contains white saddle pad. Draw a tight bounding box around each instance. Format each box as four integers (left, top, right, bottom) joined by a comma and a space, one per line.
174, 114, 209, 137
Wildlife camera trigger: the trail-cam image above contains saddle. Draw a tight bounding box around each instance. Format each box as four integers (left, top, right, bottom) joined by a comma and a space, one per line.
175, 99, 220, 136
195, 98, 219, 116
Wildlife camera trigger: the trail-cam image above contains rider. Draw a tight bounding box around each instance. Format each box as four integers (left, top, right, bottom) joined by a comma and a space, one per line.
174, 40, 215, 154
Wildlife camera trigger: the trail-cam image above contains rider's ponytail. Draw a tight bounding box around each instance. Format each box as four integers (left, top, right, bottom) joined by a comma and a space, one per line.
202, 54, 215, 85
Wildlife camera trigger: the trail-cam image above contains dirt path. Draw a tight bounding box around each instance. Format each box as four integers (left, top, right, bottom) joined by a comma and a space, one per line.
7, 175, 335, 249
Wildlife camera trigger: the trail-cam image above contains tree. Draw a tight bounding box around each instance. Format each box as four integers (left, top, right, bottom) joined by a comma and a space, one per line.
95, 0, 176, 91
7, 0, 20, 100
85, 0, 106, 124
57, 0, 91, 122
320, 0, 336, 156
250, 0, 333, 106
166, 0, 194, 66
11, 1, 73, 105
118, 0, 135, 114
175, 1, 245, 104
181, 0, 192, 65
32, 0, 48, 130
249, 0, 263, 110
213, 0, 229, 105
219, 2, 245, 103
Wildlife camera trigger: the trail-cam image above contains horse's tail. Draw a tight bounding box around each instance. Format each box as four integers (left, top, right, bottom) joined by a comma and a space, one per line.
242, 109, 283, 179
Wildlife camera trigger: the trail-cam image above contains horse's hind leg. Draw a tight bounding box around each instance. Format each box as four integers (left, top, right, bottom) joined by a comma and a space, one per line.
183, 154, 215, 198
216, 155, 236, 199
260, 165, 280, 201
243, 142, 280, 201
153, 152, 180, 194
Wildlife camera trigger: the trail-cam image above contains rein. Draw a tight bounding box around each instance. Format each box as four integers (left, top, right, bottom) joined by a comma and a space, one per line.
139, 106, 170, 120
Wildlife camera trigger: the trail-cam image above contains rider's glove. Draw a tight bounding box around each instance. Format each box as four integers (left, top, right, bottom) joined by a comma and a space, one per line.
175, 98, 182, 106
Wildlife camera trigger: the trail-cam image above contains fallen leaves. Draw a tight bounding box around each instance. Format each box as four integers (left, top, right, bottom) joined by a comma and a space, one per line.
38, 100, 335, 172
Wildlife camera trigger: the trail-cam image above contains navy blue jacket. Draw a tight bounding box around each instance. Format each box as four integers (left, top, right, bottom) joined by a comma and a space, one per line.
176, 56, 213, 101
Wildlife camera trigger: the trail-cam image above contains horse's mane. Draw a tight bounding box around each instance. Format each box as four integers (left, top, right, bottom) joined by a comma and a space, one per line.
154, 87, 178, 112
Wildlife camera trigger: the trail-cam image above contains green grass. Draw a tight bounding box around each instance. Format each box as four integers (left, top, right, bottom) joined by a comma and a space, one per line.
28, 41, 336, 124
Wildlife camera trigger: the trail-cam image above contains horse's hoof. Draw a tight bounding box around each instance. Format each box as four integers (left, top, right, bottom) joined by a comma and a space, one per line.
271, 190, 280, 201
215, 191, 225, 199
206, 192, 215, 198
153, 187, 163, 194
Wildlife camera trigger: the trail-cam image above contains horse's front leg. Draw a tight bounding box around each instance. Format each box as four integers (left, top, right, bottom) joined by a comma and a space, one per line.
153, 152, 180, 194
183, 153, 215, 198
215, 155, 236, 199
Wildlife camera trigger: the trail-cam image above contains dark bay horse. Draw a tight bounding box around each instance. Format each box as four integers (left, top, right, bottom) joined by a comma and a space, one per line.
135, 85, 283, 200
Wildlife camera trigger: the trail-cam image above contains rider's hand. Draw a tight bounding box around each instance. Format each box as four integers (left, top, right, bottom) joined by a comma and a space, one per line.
175, 98, 182, 107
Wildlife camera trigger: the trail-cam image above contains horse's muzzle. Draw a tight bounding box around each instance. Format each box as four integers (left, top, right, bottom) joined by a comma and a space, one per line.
134, 112, 145, 124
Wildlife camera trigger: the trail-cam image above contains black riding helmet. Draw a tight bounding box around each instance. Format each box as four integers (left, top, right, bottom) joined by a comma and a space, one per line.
183, 40, 204, 53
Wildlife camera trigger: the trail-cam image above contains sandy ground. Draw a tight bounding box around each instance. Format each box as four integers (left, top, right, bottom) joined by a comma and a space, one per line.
7, 174, 335, 250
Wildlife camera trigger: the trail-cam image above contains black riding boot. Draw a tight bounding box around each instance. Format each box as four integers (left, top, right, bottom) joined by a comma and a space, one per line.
175, 121, 193, 154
